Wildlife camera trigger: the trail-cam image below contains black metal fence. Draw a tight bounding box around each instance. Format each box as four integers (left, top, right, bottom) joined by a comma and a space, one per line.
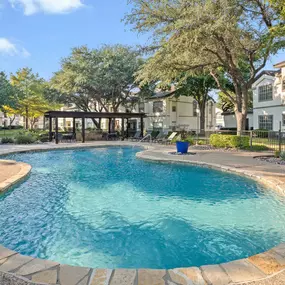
190, 129, 285, 152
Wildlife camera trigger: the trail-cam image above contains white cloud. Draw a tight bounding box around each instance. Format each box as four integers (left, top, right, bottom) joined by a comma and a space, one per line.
0, 38, 17, 55
0, 38, 30, 57
9, 0, 84, 15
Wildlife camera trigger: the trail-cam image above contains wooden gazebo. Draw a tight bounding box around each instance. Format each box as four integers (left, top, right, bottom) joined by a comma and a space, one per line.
44, 111, 146, 144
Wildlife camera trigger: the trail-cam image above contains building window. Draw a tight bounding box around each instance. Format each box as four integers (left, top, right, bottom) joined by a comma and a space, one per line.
139, 102, 145, 113
259, 115, 273, 130
193, 100, 198, 117
283, 114, 285, 126
172, 105, 176, 112
153, 101, 163, 113
282, 77, 285, 92
258, 84, 273, 102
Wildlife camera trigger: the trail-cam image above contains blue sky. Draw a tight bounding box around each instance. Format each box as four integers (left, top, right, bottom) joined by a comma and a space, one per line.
0, 0, 284, 80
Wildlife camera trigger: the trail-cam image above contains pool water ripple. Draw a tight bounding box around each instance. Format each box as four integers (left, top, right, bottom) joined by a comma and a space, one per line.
0, 147, 285, 269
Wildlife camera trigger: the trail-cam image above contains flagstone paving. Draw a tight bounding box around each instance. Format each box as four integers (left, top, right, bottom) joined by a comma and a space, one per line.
0, 141, 285, 284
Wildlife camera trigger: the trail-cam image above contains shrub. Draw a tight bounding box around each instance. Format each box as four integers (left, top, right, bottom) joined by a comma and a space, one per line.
15, 134, 37, 144
173, 135, 194, 144
38, 134, 49, 143
243, 145, 270, 151
1, 137, 14, 144
280, 151, 285, 161
196, 140, 207, 145
275, 151, 280, 158
210, 134, 249, 148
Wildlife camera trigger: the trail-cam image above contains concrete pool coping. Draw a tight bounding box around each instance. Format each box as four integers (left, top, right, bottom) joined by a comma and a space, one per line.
0, 141, 285, 285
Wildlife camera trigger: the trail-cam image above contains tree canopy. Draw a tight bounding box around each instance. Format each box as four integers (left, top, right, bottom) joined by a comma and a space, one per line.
3, 68, 60, 129
126, 0, 285, 133
0, 72, 16, 111
52, 45, 144, 121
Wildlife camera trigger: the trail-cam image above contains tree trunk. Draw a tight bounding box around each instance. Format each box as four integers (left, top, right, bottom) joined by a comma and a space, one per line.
234, 87, 248, 135
235, 111, 247, 135
98, 118, 102, 130
199, 106, 205, 134
30, 118, 35, 130
25, 107, 29, 130
90, 118, 100, 129
9, 115, 16, 129
3, 112, 8, 128
198, 100, 206, 135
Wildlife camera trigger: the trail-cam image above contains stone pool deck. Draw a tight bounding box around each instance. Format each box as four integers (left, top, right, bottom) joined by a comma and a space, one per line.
0, 160, 31, 193
0, 141, 285, 285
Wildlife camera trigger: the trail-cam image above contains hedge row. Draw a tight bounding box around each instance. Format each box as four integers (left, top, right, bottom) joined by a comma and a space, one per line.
209, 134, 250, 148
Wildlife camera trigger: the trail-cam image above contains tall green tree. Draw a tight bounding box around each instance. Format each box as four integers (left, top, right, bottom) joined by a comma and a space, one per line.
126, 0, 285, 133
10, 68, 54, 129
0, 72, 17, 127
173, 74, 217, 132
52, 45, 144, 129
270, 0, 285, 19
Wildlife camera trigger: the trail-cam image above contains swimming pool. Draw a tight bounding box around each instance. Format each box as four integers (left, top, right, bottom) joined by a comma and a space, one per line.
0, 147, 285, 269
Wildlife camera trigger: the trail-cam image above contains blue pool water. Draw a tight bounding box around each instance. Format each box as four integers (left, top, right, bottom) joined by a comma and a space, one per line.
0, 147, 285, 269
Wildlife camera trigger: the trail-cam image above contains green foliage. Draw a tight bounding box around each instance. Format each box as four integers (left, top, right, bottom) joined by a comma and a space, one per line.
275, 150, 281, 158
15, 133, 37, 144
126, 0, 285, 133
6, 68, 61, 129
51, 45, 143, 125
210, 134, 249, 148
173, 131, 194, 144
0, 72, 16, 111
196, 139, 207, 145
280, 151, 285, 161
1, 137, 14, 144
244, 145, 270, 151
270, 0, 285, 19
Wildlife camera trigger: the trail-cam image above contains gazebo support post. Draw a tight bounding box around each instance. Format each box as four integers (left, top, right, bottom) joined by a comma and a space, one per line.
49, 117, 53, 142
82, 117, 85, 143
73, 117, 76, 136
55, 117, 59, 144
126, 118, 129, 138
108, 118, 111, 134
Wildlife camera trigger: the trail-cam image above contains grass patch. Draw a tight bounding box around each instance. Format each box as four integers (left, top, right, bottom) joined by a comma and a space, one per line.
0, 129, 20, 138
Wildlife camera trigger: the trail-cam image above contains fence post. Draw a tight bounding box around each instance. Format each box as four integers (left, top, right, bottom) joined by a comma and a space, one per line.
279, 121, 282, 153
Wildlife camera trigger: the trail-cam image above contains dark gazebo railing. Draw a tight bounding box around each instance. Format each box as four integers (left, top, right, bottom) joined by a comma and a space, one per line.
44, 111, 146, 144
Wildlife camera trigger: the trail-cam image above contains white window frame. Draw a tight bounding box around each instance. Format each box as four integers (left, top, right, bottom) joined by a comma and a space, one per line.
153, 101, 163, 113
258, 115, 273, 130
258, 84, 273, 102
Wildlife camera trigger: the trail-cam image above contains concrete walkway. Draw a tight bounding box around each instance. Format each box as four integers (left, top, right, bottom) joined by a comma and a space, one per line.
0, 141, 285, 285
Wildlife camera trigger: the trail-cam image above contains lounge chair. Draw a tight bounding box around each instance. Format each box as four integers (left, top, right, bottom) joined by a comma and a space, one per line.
160, 132, 177, 144
154, 131, 168, 143
144, 130, 153, 141
130, 131, 142, 141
